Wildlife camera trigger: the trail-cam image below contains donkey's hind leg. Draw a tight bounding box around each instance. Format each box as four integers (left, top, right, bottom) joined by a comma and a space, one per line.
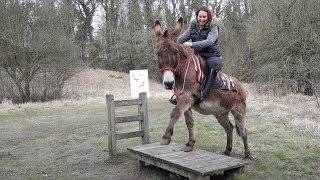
183, 109, 195, 152
216, 113, 234, 156
231, 108, 252, 159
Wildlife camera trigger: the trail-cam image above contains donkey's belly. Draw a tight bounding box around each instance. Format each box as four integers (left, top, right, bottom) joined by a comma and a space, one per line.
192, 100, 229, 115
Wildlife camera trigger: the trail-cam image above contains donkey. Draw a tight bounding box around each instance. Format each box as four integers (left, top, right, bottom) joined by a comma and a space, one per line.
154, 17, 252, 159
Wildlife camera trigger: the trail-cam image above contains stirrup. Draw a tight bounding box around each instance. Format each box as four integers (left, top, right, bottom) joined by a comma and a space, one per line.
169, 95, 177, 105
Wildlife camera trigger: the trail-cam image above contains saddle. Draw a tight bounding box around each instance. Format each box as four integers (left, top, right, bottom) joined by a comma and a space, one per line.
211, 72, 237, 91
196, 55, 237, 91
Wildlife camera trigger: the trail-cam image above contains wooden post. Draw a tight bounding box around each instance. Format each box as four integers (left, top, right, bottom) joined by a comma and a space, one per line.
138, 160, 146, 170
106, 94, 116, 156
139, 92, 149, 144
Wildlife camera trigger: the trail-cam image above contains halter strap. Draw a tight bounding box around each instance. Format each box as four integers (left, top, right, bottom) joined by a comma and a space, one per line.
160, 67, 176, 74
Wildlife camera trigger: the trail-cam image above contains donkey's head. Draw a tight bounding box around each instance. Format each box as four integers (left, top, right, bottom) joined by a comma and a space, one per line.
154, 17, 188, 90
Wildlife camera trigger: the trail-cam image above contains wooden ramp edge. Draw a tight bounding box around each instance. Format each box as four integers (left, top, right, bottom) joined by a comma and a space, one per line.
127, 142, 248, 180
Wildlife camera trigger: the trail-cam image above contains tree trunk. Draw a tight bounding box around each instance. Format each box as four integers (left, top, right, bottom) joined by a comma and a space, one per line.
143, 0, 154, 30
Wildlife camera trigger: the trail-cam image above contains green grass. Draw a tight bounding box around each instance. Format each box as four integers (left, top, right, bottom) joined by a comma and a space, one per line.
0, 98, 319, 179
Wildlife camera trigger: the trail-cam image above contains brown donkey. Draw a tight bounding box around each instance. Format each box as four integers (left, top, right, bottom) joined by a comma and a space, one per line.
154, 17, 252, 159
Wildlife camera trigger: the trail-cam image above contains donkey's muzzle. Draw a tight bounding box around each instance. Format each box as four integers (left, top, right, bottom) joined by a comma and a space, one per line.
164, 81, 174, 90
162, 71, 175, 90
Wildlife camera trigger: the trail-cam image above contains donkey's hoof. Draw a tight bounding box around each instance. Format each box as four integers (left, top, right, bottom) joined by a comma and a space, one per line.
183, 145, 193, 152
245, 153, 253, 159
245, 150, 253, 159
224, 150, 232, 156
160, 138, 171, 145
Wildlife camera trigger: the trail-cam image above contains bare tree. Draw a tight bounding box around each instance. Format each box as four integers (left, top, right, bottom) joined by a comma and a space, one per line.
73, 0, 97, 58
0, 0, 84, 103
211, 0, 223, 17
143, 0, 155, 30
248, 0, 320, 95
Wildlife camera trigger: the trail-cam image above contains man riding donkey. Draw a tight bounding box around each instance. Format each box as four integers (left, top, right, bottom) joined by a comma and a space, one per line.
170, 6, 222, 105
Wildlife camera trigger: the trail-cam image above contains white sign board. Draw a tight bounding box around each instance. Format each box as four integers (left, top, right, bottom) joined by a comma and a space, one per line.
129, 69, 150, 98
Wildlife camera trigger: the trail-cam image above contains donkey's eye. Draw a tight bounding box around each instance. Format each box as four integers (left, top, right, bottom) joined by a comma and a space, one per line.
157, 58, 162, 68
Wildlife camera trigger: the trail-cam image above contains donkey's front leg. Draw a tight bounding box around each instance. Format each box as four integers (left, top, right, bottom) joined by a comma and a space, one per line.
183, 109, 195, 152
161, 95, 193, 145
161, 106, 182, 145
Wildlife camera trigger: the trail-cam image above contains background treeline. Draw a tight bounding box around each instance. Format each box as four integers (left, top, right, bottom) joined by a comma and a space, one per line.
0, 0, 320, 103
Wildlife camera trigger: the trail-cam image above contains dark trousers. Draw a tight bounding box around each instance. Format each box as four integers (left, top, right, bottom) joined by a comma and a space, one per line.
204, 56, 223, 72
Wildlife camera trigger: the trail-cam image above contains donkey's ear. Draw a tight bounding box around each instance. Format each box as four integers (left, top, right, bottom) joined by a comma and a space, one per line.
154, 20, 162, 37
173, 17, 183, 37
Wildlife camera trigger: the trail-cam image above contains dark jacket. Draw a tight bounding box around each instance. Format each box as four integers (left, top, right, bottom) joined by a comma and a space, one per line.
177, 20, 221, 58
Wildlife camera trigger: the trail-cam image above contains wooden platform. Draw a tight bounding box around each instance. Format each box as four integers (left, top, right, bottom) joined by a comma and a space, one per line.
127, 143, 248, 180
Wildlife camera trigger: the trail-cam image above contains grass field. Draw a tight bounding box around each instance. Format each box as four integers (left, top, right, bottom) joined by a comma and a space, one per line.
0, 96, 319, 179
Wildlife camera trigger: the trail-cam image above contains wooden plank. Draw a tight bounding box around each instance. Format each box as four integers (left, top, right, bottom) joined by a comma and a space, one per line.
115, 115, 143, 123
114, 99, 142, 107
143, 146, 184, 155
130, 144, 185, 159
170, 153, 221, 166
106, 94, 117, 156
168, 154, 208, 165
193, 158, 247, 175
128, 143, 248, 178
130, 152, 210, 180
116, 130, 144, 140
128, 142, 164, 150
157, 150, 209, 160
189, 158, 236, 173
176, 151, 227, 165
139, 92, 149, 144
156, 150, 188, 159
129, 143, 183, 153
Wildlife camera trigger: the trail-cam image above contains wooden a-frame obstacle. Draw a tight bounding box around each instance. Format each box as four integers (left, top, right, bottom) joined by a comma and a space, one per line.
107, 92, 248, 179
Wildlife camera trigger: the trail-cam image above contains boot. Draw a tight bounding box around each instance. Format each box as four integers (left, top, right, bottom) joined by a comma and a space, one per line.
194, 69, 217, 103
